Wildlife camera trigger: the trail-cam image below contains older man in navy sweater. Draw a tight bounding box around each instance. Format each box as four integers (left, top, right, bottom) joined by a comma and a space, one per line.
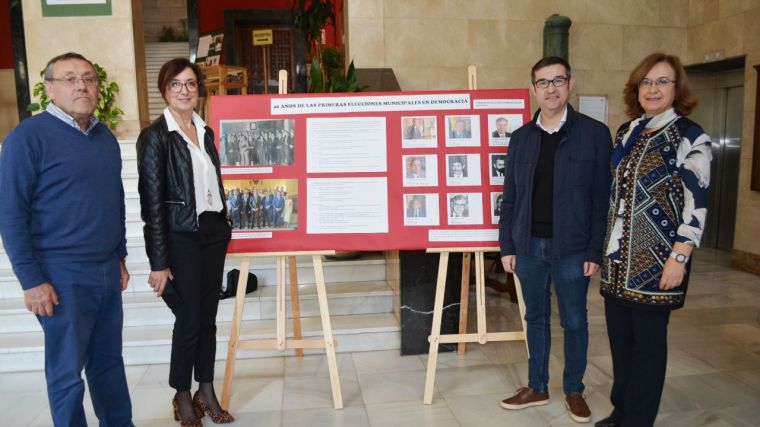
0, 53, 133, 426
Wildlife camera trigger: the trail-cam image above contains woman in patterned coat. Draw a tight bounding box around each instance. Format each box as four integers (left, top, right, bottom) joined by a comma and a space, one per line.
597, 53, 711, 427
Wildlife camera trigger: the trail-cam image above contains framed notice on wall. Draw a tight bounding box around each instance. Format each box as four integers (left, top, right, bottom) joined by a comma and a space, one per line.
196, 30, 224, 66
210, 89, 530, 253
42, 0, 112, 17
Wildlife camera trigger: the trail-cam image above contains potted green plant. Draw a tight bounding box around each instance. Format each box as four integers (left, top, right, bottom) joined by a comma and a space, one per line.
292, 0, 361, 93
27, 63, 125, 129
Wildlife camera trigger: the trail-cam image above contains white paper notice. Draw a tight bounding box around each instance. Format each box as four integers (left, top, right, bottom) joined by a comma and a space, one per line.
307, 117, 387, 173
428, 229, 498, 242
307, 178, 388, 234
196, 35, 212, 58
473, 99, 525, 110
579, 96, 607, 125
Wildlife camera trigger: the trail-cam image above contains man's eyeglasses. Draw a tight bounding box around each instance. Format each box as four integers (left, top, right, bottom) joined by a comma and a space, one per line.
533, 76, 569, 89
47, 76, 99, 88
639, 77, 676, 88
169, 80, 199, 92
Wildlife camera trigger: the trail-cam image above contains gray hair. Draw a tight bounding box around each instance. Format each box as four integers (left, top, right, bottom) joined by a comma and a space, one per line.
43, 52, 96, 80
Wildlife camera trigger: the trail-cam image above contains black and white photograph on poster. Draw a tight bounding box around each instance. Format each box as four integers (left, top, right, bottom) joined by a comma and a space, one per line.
491, 192, 503, 224
402, 154, 438, 187
446, 154, 481, 186
445, 115, 480, 147
488, 114, 523, 146
401, 116, 437, 148
489, 153, 507, 185
223, 179, 298, 233
447, 193, 483, 225
403, 194, 440, 226
220, 119, 295, 167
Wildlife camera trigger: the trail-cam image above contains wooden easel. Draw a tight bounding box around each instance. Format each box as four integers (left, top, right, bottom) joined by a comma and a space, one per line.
423, 66, 529, 404
280, 71, 304, 359
220, 251, 343, 410
422, 247, 528, 404
220, 71, 341, 410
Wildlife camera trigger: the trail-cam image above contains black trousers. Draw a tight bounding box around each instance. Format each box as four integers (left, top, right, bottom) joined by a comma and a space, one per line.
167, 211, 231, 391
604, 298, 671, 427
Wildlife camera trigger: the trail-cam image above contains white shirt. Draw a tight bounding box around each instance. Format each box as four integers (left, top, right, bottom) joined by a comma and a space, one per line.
536, 107, 568, 134
163, 107, 224, 216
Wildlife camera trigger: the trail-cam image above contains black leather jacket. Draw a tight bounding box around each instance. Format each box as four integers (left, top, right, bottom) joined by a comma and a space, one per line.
136, 115, 228, 271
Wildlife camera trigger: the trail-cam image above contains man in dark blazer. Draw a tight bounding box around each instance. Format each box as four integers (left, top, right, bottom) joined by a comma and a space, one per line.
492, 117, 512, 138
406, 197, 426, 218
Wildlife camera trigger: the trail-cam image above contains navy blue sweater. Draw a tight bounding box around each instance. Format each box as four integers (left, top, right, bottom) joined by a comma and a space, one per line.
0, 112, 127, 290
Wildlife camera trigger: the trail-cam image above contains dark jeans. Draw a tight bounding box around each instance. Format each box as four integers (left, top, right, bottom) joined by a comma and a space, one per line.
39, 258, 134, 427
167, 211, 231, 391
604, 298, 670, 427
515, 237, 589, 394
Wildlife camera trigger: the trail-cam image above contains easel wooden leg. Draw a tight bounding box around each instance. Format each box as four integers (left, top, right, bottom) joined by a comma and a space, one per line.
423, 252, 450, 404
288, 256, 303, 357
513, 275, 530, 358
276, 256, 286, 351
312, 255, 343, 409
221, 258, 251, 409
475, 251, 487, 344
457, 253, 471, 354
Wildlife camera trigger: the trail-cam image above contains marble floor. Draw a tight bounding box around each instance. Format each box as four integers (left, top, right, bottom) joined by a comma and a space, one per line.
1, 248, 759, 426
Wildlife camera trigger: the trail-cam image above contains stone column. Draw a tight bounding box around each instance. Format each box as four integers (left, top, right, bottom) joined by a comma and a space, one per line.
21, 0, 146, 138
543, 14, 571, 61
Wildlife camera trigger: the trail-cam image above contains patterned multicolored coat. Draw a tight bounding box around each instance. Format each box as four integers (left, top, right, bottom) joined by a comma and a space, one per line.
600, 114, 711, 310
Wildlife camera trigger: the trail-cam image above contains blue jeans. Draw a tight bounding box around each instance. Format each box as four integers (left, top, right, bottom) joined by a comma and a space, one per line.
515, 237, 589, 394
38, 257, 134, 427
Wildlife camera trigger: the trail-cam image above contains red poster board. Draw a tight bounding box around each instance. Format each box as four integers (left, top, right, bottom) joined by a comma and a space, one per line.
209, 89, 530, 253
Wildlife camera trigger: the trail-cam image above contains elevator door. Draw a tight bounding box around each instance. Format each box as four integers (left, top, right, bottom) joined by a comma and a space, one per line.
701, 72, 743, 250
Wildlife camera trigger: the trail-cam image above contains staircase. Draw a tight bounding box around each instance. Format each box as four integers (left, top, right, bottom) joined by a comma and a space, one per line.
145, 42, 190, 120
0, 139, 400, 373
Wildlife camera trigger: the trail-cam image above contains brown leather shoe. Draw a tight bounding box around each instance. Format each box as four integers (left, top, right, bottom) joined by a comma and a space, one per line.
500, 387, 550, 409
565, 392, 592, 423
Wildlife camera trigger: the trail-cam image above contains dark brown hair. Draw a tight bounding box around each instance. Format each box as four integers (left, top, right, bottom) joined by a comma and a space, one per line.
157, 58, 205, 100
623, 53, 697, 118
531, 56, 571, 83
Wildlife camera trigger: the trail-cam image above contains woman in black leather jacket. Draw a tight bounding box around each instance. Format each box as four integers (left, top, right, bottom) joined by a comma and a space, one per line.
136, 58, 233, 426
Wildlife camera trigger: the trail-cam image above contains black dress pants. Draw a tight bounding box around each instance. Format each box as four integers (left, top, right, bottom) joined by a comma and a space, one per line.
604, 298, 671, 427
167, 211, 231, 391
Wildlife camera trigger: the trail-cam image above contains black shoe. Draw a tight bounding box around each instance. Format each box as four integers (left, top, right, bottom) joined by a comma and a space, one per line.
595, 415, 618, 427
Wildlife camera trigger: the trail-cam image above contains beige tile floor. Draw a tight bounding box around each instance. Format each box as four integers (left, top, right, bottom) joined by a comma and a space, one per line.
2, 248, 759, 426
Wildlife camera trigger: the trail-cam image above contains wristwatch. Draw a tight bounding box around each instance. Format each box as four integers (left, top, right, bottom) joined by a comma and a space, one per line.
669, 252, 689, 263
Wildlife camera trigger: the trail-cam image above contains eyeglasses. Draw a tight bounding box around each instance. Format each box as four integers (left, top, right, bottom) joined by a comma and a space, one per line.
47, 76, 99, 87
533, 76, 569, 89
168, 80, 199, 92
639, 77, 676, 88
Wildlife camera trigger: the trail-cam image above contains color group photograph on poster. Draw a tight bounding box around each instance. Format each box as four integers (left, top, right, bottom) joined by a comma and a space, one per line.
222, 178, 298, 232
